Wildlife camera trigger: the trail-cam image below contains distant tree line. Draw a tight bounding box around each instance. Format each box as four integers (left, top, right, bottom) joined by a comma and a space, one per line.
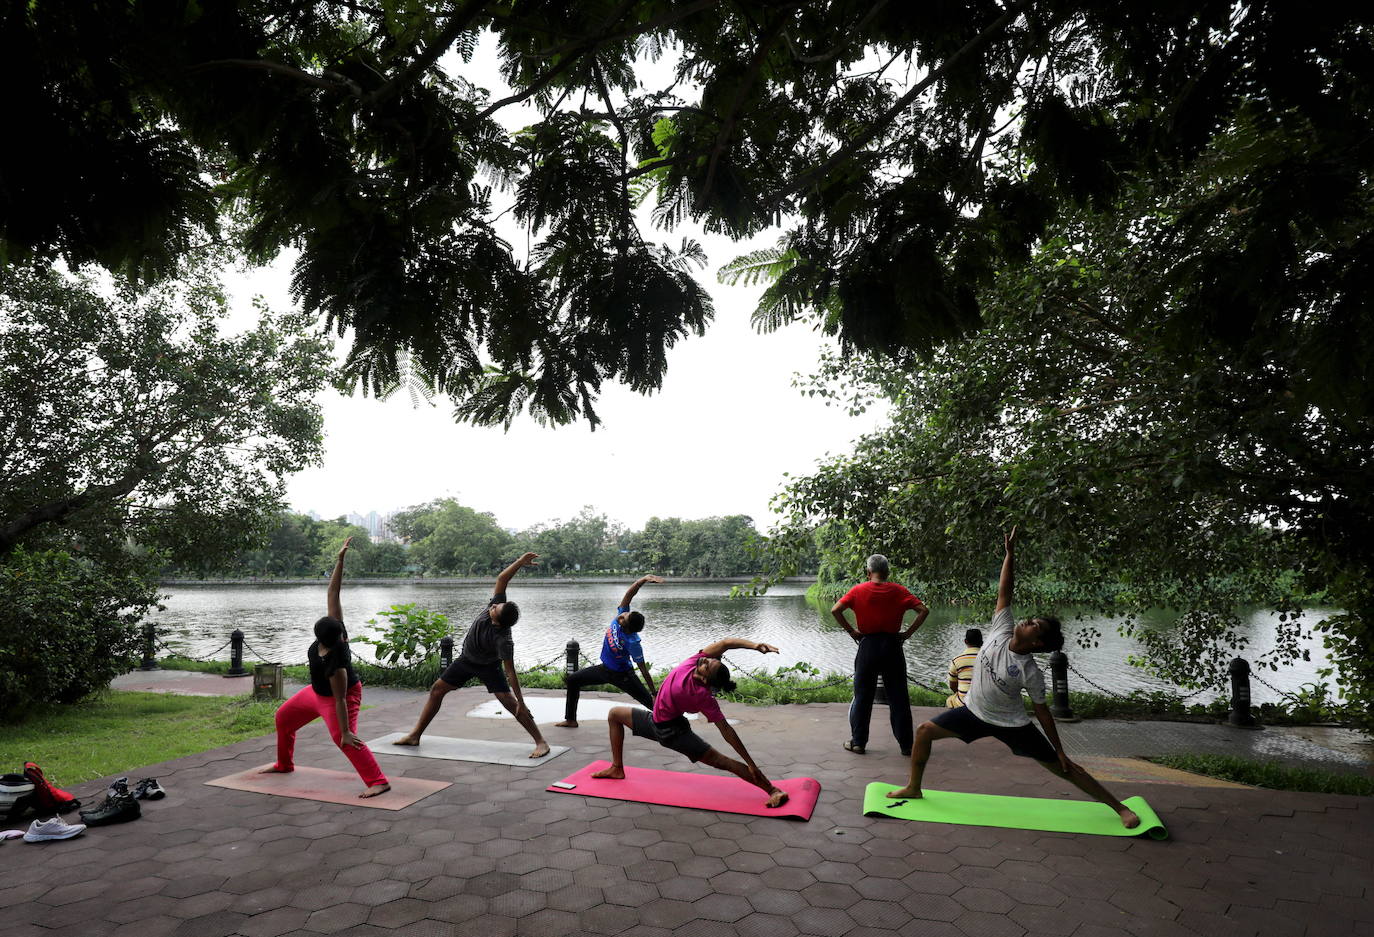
166, 501, 795, 579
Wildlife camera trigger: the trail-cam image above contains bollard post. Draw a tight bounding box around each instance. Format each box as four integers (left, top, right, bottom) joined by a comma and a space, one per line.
874, 677, 889, 706
138, 622, 158, 671
1228, 657, 1258, 727
225, 629, 248, 677
1048, 651, 1078, 722
440, 636, 454, 670
566, 640, 580, 676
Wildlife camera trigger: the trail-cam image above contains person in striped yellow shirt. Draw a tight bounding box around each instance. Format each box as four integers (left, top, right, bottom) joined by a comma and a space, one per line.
945, 629, 983, 707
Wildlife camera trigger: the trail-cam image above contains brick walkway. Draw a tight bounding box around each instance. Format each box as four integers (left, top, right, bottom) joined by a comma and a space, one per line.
3, 691, 1371, 937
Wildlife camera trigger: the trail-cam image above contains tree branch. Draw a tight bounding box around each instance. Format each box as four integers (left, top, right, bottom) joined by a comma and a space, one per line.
188, 59, 362, 96
365, 0, 492, 107
779, 0, 1031, 199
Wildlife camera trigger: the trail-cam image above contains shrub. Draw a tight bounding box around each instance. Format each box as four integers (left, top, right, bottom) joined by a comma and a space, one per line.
0, 549, 157, 713
351, 603, 451, 666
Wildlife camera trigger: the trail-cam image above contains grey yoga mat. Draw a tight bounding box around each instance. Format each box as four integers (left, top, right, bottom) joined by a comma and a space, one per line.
367, 732, 569, 767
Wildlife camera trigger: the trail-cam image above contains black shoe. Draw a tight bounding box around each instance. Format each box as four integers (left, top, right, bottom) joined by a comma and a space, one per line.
79, 792, 140, 826
901, 749, 912, 757
106, 777, 130, 799
133, 778, 165, 801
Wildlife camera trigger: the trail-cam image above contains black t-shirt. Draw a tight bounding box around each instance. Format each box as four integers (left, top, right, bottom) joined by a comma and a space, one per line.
308, 640, 360, 696
458, 592, 515, 667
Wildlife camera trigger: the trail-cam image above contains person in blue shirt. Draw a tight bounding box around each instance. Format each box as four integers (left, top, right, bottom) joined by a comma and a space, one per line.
556, 575, 663, 727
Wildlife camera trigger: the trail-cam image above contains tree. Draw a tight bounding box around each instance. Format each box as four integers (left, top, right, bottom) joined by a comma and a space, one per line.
8, 3, 1367, 428
0, 262, 328, 703
0, 264, 330, 568
394, 499, 514, 575
762, 171, 1374, 711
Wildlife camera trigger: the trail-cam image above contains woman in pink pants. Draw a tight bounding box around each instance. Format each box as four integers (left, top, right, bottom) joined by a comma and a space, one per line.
261, 537, 390, 797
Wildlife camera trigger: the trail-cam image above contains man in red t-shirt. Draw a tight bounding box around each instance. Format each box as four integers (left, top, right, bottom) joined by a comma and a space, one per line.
830, 554, 929, 755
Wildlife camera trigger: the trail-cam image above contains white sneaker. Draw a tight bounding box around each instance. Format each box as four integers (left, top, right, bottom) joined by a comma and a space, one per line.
23, 817, 86, 842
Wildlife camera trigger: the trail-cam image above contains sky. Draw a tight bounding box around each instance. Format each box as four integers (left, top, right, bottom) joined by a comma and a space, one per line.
220, 33, 891, 534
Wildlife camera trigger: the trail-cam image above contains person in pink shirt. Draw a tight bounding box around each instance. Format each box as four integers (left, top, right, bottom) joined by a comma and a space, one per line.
591, 638, 790, 808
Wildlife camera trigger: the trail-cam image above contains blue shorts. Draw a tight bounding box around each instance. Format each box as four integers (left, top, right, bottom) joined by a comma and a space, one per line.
931, 706, 1057, 761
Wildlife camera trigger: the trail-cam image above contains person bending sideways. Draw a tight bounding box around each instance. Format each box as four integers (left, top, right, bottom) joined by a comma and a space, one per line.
393, 552, 550, 758
557, 575, 663, 728
592, 639, 790, 808
261, 537, 390, 797
831, 554, 929, 755
888, 527, 1140, 829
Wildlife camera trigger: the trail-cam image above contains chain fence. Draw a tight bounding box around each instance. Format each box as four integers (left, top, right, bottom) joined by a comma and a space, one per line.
147, 625, 1290, 709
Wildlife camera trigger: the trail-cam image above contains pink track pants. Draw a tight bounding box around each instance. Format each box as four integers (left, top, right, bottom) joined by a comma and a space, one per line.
272, 683, 387, 787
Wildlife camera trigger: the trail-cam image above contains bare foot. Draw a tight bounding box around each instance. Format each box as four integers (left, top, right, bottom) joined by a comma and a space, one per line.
591, 765, 625, 780
886, 786, 922, 799
259, 765, 291, 774
530, 741, 551, 759
392, 734, 420, 746
555, 720, 578, 728
1118, 808, 1141, 829
766, 788, 790, 808
359, 783, 391, 798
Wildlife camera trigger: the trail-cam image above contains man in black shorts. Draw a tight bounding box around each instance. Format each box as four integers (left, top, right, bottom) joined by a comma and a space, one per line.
887, 528, 1139, 829
393, 552, 550, 758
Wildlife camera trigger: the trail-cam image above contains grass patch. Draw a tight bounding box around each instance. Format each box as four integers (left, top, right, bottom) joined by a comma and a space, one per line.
1147, 754, 1374, 796
0, 691, 279, 786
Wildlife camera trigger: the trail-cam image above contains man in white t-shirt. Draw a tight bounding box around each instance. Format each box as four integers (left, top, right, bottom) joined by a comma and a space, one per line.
886, 528, 1140, 830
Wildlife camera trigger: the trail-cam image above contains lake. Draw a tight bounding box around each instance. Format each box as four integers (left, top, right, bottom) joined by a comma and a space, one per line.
149, 580, 1337, 704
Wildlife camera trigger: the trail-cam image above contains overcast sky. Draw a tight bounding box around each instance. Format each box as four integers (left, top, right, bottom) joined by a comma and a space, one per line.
221, 34, 890, 533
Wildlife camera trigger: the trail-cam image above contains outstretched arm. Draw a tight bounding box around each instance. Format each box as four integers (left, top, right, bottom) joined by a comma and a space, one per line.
637, 660, 657, 696
620, 575, 664, 609
496, 552, 539, 594
996, 526, 1017, 613
699, 638, 780, 660
714, 720, 763, 777
326, 536, 353, 622
1032, 702, 1074, 774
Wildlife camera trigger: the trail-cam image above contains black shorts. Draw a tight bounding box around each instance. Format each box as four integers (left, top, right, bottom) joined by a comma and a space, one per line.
439, 658, 510, 694
630, 708, 712, 763
931, 706, 1057, 762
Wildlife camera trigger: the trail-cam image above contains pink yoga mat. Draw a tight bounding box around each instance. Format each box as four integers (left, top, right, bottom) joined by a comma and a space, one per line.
206, 764, 450, 810
548, 760, 821, 821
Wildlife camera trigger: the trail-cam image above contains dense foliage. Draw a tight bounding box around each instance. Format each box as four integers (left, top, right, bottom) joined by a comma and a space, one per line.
759, 176, 1372, 709
10, 2, 1367, 428
187, 502, 773, 577
0, 549, 153, 713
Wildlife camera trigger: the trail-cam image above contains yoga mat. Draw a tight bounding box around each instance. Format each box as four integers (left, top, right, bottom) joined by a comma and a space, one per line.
205, 765, 450, 811
367, 732, 569, 767
861, 783, 1168, 839
467, 697, 730, 725
547, 760, 821, 821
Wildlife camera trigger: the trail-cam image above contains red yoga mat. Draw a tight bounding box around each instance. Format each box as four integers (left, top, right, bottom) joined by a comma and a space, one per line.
547, 760, 821, 821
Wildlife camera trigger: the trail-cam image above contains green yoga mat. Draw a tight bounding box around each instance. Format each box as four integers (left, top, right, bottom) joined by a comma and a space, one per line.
862, 783, 1168, 840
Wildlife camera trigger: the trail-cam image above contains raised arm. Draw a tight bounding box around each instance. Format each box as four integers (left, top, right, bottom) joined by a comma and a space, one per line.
495, 552, 539, 594
326, 536, 352, 623
699, 638, 780, 660
995, 526, 1017, 613
620, 575, 664, 609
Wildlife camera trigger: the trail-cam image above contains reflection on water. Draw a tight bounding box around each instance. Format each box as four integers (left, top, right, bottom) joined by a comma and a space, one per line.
150, 580, 1336, 704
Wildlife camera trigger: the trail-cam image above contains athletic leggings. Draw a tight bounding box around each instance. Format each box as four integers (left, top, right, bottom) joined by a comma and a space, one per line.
273, 683, 387, 787
564, 663, 655, 721
849, 633, 914, 751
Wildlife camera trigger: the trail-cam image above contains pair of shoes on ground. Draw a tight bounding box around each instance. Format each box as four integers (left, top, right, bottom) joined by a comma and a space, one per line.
1, 763, 82, 819
106, 777, 165, 800
78, 777, 158, 828
21, 816, 86, 843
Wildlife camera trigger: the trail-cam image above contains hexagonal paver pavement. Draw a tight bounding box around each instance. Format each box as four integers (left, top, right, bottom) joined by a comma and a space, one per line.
6, 689, 1370, 936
